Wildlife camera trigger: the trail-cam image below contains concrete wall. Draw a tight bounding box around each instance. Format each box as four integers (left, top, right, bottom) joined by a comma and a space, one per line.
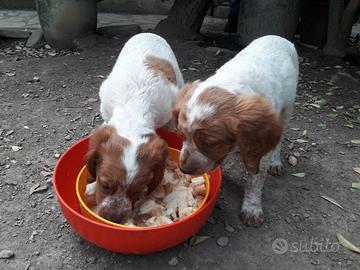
98, 0, 174, 14
0, 0, 229, 18
0, 0, 175, 15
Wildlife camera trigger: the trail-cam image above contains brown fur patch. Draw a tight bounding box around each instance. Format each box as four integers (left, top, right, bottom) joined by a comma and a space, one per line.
145, 55, 177, 85
135, 134, 168, 194
86, 125, 130, 200
193, 86, 283, 174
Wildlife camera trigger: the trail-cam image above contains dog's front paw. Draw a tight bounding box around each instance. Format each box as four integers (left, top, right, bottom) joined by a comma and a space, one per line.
268, 163, 284, 176
240, 206, 264, 227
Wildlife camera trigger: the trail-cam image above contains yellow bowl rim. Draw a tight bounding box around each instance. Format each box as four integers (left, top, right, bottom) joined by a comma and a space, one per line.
76, 147, 210, 229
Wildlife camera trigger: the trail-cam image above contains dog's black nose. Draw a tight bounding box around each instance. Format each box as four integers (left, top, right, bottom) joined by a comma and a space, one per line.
179, 166, 195, 175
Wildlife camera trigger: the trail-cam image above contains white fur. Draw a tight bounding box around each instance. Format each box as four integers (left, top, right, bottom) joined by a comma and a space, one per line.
99, 33, 184, 184
186, 103, 215, 129
188, 35, 298, 116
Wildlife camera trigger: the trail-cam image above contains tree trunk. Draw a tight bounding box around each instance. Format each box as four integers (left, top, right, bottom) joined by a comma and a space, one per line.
154, 0, 212, 40
324, 0, 360, 57
237, 0, 302, 46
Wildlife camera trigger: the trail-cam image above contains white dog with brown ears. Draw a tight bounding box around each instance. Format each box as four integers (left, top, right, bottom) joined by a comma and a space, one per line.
86, 33, 184, 223
173, 35, 299, 226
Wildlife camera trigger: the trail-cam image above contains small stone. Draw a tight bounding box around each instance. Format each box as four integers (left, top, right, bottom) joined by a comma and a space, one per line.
11, 145, 22, 152
311, 259, 320, 265
0, 249, 14, 259
5, 179, 17, 185
29, 230, 38, 242
28, 76, 40, 83
288, 156, 298, 166
216, 236, 229, 247
303, 213, 310, 218
168, 257, 178, 266
64, 135, 72, 141
208, 216, 217, 224
225, 223, 235, 233
86, 257, 97, 264
54, 153, 60, 159
40, 171, 52, 177
87, 98, 98, 103
5, 130, 14, 137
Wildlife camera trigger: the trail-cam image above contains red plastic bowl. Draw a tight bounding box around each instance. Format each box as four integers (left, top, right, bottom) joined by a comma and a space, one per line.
53, 129, 222, 254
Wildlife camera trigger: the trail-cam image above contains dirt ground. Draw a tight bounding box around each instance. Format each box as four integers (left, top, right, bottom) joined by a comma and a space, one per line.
0, 33, 359, 270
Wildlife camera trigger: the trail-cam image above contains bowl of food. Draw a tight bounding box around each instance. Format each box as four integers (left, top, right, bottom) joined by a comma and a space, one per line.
53, 129, 222, 254
77, 147, 210, 228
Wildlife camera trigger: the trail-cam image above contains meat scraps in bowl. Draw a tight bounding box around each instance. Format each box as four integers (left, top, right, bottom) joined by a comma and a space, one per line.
84, 159, 207, 227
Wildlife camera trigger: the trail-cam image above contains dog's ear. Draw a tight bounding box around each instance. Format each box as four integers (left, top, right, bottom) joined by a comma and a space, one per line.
137, 135, 168, 193
235, 95, 282, 174
147, 137, 167, 193
86, 125, 114, 182
172, 81, 200, 128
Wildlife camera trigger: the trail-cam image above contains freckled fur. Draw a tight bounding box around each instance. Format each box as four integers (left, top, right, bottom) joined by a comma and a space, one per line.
173, 35, 299, 226
144, 55, 177, 85
87, 33, 184, 223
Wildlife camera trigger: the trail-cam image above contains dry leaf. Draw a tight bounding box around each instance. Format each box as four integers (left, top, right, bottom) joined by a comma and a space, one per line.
353, 167, 360, 174
321, 195, 343, 209
30, 183, 48, 195
344, 123, 354, 129
350, 140, 360, 144
288, 156, 298, 166
291, 173, 306, 178
309, 103, 320, 108
327, 112, 338, 119
189, 235, 210, 246
288, 142, 294, 150
296, 139, 308, 143
87, 98, 98, 103
337, 233, 360, 254
6, 72, 16, 77
316, 99, 327, 106
351, 183, 360, 190
11, 145, 22, 152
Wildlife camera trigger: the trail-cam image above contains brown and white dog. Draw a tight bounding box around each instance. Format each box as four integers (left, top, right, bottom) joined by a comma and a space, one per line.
172, 35, 298, 226
86, 33, 183, 223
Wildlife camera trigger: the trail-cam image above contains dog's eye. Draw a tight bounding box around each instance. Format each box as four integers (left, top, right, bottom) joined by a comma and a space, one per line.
205, 140, 219, 147
100, 182, 111, 192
